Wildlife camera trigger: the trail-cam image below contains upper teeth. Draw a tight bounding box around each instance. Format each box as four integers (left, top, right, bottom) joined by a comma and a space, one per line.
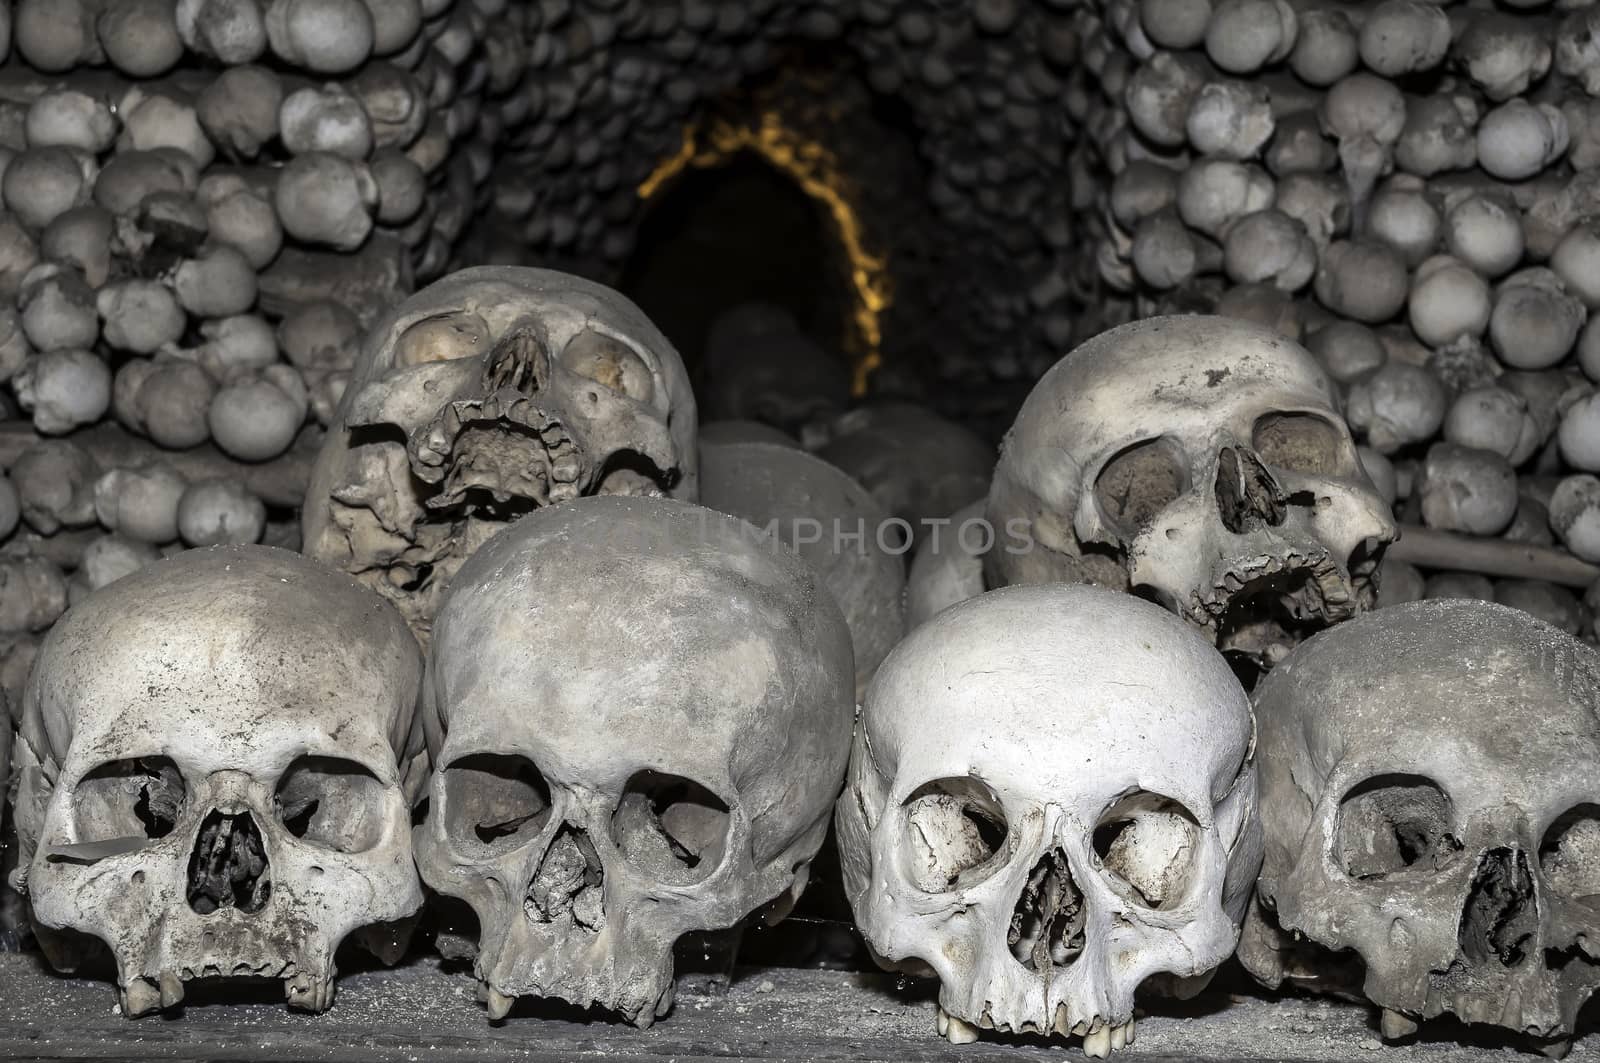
937, 1004, 1137, 1053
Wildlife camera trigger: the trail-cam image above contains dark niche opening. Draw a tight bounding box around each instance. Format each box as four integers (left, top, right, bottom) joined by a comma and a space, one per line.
618, 151, 850, 378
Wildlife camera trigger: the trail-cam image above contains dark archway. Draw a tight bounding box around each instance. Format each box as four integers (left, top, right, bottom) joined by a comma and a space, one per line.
617, 151, 851, 375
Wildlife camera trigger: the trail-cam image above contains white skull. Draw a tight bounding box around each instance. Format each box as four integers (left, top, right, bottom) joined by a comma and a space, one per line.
9, 546, 427, 1016
303, 266, 698, 645
414, 496, 854, 1027
984, 315, 1396, 680
836, 584, 1260, 1054
1240, 599, 1600, 1053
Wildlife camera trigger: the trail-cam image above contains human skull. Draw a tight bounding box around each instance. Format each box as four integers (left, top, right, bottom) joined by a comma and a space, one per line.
302, 266, 698, 644
2, 689, 17, 951
1240, 599, 1600, 1054
9, 546, 427, 1016
2, 686, 12, 846
905, 499, 989, 630
984, 315, 1396, 681
415, 496, 854, 1026
699, 439, 906, 697
814, 401, 995, 544
836, 584, 1260, 1054
699, 301, 851, 434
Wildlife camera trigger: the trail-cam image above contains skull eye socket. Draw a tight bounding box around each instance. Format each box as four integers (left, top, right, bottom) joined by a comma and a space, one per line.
1540, 805, 1600, 902
610, 770, 732, 887
442, 753, 554, 853
394, 310, 491, 366
561, 329, 655, 404
1093, 438, 1188, 538
1252, 412, 1346, 477
1093, 792, 1200, 910
275, 756, 389, 855
901, 777, 1010, 893
70, 757, 186, 851
1336, 774, 1462, 880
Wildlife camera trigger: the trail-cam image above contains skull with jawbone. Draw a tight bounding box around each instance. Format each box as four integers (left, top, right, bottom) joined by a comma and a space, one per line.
837, 584, 1260, 1055
9, 546, 428, 1016
1241, 599, 1600, 1056
415, 496, 854, 1027
984, 315, 1395, 680
303, 266, 698, 644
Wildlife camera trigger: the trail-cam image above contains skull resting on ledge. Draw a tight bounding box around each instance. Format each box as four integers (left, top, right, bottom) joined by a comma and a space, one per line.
1240, 599, 1600, 1055
414, 496, 854, 1027
9, 546, 428, 1016
836, 584, 1260, 1055
302, 266, 698, 644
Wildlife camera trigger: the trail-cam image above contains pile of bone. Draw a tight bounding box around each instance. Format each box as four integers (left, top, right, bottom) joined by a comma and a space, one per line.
0, 0, 514, 700
1080, 0, 1600, 637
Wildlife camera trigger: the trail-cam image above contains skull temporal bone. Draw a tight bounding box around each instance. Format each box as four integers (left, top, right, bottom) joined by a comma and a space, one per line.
10, 546, 427, 1016
1240, 599, 1600, 1048
983, 315, 1395, 677
415, 496, 854, 1027
302, 266, 698, 644
836, 584, 1260, 1049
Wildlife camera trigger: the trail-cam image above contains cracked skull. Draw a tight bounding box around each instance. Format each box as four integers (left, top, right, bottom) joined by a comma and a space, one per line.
8, 546, 427, 1017
836, 584, 1260, 1055
1240, 599, 1600, 1053
302, 266, 698, 644
414, 495, 854, 1026
983, 315, 1395, 681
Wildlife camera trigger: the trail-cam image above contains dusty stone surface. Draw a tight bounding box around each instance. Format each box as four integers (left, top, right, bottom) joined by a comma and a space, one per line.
0, 953, 1594, 1062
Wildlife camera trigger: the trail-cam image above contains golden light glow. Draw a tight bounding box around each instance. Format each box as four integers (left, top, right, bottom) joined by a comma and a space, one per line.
637, 113, 890, 396
636, 125, 697, 202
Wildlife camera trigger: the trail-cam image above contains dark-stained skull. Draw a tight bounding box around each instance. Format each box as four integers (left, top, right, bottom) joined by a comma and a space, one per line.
1241, 599, 1600, 1055
10, 547, 427, 1016
302, 267, 697, 644
984, 315, 1395, 680
414, 496, 854, 1027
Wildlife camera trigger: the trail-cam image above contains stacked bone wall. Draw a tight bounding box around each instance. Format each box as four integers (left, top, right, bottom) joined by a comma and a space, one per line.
7, 0, 1600, 707
0, 0, 507, 703
462, 0, 1088, 420
1077, 0, 1600, 637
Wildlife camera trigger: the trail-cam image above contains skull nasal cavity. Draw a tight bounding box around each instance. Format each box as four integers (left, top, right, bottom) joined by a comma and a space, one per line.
1458, 847, 1538, 970
1215, 446, 1286, 534
482, 325, 548, 393
186, 810, 272, 916
1009, 849, 1087, 973
526, 824, 606, 932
